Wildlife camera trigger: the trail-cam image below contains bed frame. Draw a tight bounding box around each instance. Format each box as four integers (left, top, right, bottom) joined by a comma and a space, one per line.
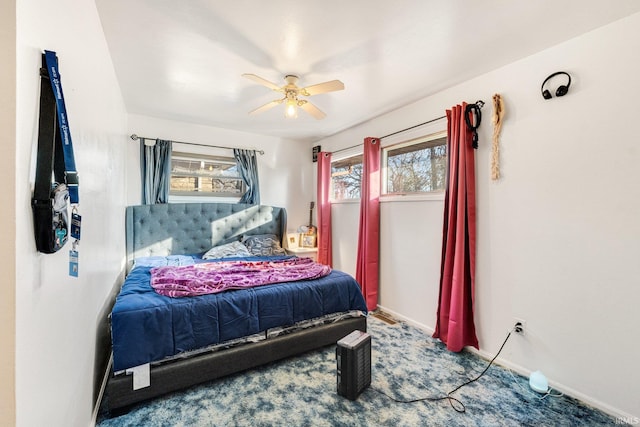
106, 203, 367, 413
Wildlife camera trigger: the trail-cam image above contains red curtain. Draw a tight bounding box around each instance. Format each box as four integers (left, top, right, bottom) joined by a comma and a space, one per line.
356, 137, 381, 311
433, 103, 479, 352
316, 152, 332, 266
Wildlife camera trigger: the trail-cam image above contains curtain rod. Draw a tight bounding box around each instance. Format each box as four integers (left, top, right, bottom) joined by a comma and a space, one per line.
330, 115, 446, 155
129, 134, 265, 155
329, 100, 484, 155
380, 114, 446, 139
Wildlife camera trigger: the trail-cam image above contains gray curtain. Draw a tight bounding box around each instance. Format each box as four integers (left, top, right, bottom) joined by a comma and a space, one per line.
233, 149, 260, 205
141, 139, 172, 204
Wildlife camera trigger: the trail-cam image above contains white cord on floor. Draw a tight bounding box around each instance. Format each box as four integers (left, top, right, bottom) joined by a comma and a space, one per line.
506, 368, 564, 400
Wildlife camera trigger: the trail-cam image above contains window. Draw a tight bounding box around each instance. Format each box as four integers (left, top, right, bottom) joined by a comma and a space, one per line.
331, 154, 362, 200
382, 131, 447, 195
170, 152, 245, 197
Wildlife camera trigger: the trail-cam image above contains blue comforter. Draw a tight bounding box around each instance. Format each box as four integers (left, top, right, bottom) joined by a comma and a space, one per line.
111, 255, 367, 371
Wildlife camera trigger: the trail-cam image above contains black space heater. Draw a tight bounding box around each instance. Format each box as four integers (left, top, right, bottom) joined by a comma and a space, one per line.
336, 330, 371, 400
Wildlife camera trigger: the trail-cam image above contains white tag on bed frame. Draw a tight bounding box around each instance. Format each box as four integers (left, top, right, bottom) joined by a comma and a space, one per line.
125, 363, 150, 390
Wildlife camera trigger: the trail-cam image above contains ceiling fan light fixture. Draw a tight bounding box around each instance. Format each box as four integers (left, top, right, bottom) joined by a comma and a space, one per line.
285, 98, 298, 118
243, 73, 343, 120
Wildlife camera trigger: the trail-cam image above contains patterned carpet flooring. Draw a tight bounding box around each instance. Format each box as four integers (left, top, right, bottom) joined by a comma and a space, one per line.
97, 316, 617, 426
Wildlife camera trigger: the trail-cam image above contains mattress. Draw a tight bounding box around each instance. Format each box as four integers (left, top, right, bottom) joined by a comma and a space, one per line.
111, 255, 367, 372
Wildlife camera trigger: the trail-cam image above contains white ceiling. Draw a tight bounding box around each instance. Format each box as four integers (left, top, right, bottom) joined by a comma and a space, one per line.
96, 0, 640, 142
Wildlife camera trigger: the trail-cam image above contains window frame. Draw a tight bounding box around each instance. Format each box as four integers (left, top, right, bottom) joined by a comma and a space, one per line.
169, 151, 246, 200
329, 147, 363, 203
381, 130, 447, 202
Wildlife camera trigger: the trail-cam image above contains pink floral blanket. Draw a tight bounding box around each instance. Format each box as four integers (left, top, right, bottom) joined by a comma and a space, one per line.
150, 257, 332, 297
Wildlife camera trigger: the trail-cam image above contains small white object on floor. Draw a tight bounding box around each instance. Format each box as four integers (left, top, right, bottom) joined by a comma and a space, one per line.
529, 370, 549, 394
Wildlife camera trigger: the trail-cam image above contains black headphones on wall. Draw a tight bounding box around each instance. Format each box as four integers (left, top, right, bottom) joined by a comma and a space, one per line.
541, 71, 571, 99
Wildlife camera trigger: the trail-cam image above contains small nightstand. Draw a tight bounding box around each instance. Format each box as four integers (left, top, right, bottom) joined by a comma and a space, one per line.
286, 247, 318, 262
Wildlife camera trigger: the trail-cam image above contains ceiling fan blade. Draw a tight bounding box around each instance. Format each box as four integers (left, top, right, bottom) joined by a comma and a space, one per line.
300, 101, 326, 120
248, 99, 284, 115
242, 74, 283, 92
299, 80, 344, 96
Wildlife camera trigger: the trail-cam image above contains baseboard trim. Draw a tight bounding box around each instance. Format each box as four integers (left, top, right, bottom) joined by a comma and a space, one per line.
375, 305, 636, 422
471, 349, 636, 422
376, 305, 435, 335
91, 354, 112, 426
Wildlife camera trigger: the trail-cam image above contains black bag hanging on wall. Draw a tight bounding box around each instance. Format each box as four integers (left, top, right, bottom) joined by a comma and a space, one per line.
32, 51, 79, 254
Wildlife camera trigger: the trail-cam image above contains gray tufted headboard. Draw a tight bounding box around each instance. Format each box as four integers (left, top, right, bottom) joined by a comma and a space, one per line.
125, 203, 287, 271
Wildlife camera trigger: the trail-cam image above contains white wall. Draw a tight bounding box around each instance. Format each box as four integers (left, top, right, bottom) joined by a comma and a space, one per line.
0, 1, 17, 426
319, 12, 640, 419
126, 114, 313, 230
15, 0, 129, 426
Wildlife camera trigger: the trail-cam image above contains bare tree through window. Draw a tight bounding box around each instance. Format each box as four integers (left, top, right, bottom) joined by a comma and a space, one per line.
329, 132, 446, 201
331, 154, 363, 200
386, 139, 446, 193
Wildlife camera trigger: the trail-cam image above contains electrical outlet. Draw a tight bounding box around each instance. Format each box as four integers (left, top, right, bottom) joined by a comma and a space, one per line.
514, 318, 526, 335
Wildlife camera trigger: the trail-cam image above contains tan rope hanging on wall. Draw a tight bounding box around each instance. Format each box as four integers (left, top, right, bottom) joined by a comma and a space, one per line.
491, 94, 505, 180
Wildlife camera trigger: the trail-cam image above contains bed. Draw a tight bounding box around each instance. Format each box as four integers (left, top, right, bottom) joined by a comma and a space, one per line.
105, 203, 367, 413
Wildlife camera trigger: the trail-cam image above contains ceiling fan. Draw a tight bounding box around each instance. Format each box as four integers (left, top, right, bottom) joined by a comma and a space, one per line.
242, 73, 344, 120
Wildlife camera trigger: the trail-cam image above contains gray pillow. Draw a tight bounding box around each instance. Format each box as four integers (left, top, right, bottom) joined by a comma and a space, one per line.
242, 234, 286, 256
202, 241, 252, 259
